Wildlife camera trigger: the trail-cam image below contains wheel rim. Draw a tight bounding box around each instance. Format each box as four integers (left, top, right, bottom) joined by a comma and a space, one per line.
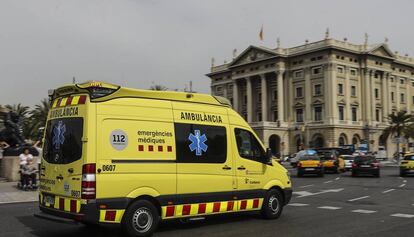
268, 195, 280, 214
132, 207, 153, 233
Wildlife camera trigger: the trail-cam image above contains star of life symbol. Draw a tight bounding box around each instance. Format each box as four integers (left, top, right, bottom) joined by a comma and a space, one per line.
188, 130, 208, 156
52, 121, 66, 150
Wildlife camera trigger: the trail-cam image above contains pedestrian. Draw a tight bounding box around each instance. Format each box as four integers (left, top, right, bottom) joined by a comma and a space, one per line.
0, 141, 10, 159
20, 157, 38, 191
33, 140, 42, 171
19, 148, 33, 167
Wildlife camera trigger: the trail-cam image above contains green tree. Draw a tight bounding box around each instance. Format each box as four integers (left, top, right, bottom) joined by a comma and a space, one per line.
381, 111, 413, 160
27, 99, 50, 140
149, 85, 168, 91
5, 103, 31, 139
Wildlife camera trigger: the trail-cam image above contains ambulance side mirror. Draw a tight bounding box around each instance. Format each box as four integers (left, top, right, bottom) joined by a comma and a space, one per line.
265, 148, 273, 165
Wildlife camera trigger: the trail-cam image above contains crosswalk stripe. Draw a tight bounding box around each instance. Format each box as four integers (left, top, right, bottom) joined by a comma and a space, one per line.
288, 203, 309, 207
390, 213, 414, 218
352, 209, 377, 214
317, 206, 342, 210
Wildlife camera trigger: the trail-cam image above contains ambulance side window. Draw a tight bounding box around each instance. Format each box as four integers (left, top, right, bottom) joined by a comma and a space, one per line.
235, 128, 265, 162
175, 123, 227, 163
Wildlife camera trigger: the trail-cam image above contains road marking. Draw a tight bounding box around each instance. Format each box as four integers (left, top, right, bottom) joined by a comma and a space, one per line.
318, 206, 342, 210
298, 184, 314, 188
352, 209, 377, 214
399, 184, 406, 188
288, 203, 309, 207
335, 177, 340, 180
294, 188, 344, 198
348, 196, 370, 202
324, 181, 333, 184
382, 189, 395, 194
390, 213, 414, 218
403, 180, 407, 183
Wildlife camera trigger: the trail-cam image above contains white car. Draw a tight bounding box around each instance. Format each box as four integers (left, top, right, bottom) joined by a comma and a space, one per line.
341, 155, 355, 171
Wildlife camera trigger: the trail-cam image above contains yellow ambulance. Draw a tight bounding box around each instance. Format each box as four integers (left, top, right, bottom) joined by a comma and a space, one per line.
36, 81, 292, 236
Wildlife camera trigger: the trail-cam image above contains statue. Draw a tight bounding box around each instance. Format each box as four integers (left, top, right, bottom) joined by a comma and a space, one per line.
0, 110, 38, 156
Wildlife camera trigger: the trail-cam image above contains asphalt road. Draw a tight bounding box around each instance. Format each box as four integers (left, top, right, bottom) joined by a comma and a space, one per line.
1, 166, 414, 237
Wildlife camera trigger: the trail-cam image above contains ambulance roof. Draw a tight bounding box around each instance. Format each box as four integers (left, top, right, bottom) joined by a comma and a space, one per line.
52, 81, 231, 107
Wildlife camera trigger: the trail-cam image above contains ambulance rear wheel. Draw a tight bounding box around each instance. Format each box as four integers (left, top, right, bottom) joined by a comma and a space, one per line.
122, 200, 159, 237
261, 189, 283, 219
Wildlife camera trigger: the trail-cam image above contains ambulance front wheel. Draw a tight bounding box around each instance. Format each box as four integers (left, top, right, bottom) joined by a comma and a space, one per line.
122, 200, 160, 237
261, 189, 283, 219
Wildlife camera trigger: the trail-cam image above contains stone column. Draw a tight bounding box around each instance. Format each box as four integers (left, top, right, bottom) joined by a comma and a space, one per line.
246, 77, 253, 123
382, 73, 388, 121
232, 80, 239, 112
304, 68, 311, 121
396, 76, 400, 111
326, 63, 337, 123
277, 69, 285, 123
406, 78, 411, 112
324, 65, 331, 123
370, 70, 376, 122
345, 66, 351, 121
260, 74, 268, 121
364, 69, 372, 122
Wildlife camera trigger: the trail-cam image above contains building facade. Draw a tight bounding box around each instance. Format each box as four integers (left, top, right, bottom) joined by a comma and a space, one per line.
207, 37, 414, 158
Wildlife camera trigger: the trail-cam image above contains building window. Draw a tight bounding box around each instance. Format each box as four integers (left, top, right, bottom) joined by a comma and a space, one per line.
375, 109, 380, 122
401, 93, 405, 103
272, 90, 277, 101
391, 92, 395, 102
390, 77, 394, 82
350, 69, 357, 76
294, 70, 303, 78
338, 106, 344, 121
228, 84, 233, 90
258, 112, 262, 121
230, 98, 233, 106
412, 96, 414, 104
337, 66, 344, 74
314, 106, 322, 121
401, 78, 405, 84
412, 82, 414, 87
273, 110, 278, 122
258, 92, 262, 103
338, 84, 344, 95
314, 84, 322, 96
312, 66, 322, 75
351, 86, 356, 96
296, 108, 304, 122
351, 107, 358, 122
296, 87, 303, 98
216, 86, 222, 93
375, 88, 379, 99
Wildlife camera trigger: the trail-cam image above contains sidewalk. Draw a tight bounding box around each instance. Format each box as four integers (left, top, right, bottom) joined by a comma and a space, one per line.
0, 181, 38, 204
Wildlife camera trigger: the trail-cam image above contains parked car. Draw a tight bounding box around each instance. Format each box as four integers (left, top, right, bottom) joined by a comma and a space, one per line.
297, 155, 324, 177
339, 155, 355, 171
400, 153, 414, 177
352, 156, 380, 177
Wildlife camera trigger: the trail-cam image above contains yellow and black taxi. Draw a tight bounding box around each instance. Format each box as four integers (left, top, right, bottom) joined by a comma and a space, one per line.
400, 153, 414, 177
35, 81, 292, 237
316, 149, 339, 173
296, 151, 324, 177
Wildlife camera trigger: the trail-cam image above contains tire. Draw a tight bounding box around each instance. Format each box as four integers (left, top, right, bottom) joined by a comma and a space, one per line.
400, 170, 406, 177
352, 171, 357, 177
261, 189, 284, 220
318, 172, 324, 177
297, 171, 302, 177
375, 171, 380, 178
122, 200, 160, 237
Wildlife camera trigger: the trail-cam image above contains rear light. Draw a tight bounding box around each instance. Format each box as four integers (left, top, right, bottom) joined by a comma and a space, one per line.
297, 162, 302, 168
352, 163, 357, 168
372, 162, 380, 167
82, 163, 96, 199
318, 162, 323, 167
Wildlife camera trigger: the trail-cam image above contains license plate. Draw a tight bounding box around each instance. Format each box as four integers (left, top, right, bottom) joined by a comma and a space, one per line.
305, 168, 315, 171
361, 165, 370, 168
43, 194, 55, 206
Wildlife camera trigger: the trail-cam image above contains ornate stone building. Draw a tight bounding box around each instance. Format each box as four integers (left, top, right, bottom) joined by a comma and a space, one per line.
206, 36, 414, 157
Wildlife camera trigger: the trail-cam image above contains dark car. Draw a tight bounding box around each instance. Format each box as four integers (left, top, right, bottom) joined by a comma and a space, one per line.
352, 156, 380, 177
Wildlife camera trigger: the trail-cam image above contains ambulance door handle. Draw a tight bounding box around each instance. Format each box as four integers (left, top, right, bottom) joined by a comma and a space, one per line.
222, 165, 232, 170
237, 166, 246, 170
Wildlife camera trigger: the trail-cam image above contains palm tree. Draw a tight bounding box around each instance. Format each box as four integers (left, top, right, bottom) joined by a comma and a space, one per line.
27, 99, 50, 140
381, 111, 413, 160
5, 103, 31, 139
149, 85, 168, 91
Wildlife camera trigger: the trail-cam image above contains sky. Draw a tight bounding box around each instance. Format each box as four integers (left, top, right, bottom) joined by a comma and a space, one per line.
0, 0, 413, 107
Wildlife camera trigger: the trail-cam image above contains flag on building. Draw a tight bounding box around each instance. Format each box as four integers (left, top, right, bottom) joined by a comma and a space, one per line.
259, 25, 264, 41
